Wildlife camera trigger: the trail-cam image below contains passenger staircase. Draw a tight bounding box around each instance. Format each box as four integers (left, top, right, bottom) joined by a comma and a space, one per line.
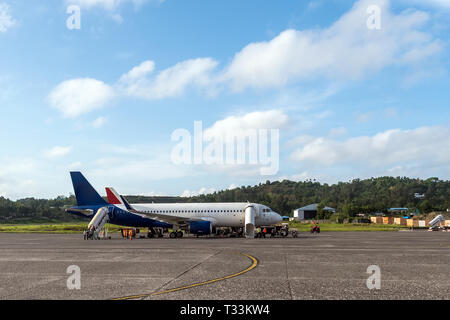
429, 214, 445, 231
87, 207, 110, 239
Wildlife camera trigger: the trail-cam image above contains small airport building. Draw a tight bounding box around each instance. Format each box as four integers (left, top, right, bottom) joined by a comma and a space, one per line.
293, 204, 336, 220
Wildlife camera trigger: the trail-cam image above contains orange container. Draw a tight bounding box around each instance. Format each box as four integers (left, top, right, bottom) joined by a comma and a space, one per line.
407, 219, 419, 227
393, 218, 404, 225
383, 217, 394, 225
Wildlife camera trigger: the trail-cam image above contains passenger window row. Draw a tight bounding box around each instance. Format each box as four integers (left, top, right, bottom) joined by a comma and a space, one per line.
144, 209, 244, 214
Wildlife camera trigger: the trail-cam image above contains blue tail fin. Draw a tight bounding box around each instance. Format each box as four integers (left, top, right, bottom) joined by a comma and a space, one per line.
70, 172, 108, 207
120, 195, 133, 211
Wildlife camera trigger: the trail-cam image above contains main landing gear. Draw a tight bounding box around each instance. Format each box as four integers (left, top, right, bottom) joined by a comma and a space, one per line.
169, 231, 184, 238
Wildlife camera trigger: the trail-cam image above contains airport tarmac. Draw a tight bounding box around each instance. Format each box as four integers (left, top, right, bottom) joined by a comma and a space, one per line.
0, 231, 448, 300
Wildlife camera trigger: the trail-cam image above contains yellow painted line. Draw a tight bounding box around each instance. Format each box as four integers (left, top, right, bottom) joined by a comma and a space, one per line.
112, 253, 258, 301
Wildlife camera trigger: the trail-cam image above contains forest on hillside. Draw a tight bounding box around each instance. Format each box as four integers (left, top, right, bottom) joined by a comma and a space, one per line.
0, 176, 448, 223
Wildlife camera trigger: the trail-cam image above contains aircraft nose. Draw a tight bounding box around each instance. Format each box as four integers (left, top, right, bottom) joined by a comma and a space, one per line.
273, 212, 282, 224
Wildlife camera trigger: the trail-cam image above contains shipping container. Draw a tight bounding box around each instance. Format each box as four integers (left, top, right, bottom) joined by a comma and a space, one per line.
407, 219, 419, 227
383, 217, 394, 225
370, 217, 383, 224
393, 218, 407, 225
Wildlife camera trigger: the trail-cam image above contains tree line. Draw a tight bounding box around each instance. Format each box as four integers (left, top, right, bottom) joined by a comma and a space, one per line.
0, 176, 448, 223
187, 176, 449, 218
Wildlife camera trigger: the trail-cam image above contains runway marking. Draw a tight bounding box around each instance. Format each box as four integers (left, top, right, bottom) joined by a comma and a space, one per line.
112, 252, 258, 300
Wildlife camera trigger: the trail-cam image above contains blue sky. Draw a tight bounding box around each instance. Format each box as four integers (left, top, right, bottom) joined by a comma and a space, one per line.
0, 0, 449, 199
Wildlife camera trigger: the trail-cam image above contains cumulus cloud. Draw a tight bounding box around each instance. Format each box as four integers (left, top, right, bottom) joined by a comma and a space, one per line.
291, 126, 450, 168
0, 159, 38, 198
181, 187, 216, 197
228, 183, 238, 190
49, 0, 441, 117
204, 109, 289, 140
119, 58, 219, 99
222, 0, 441, 90
49, 59, 218, 117
0, 3, 15, 33
119, 60, 155, 82
44, 146, 73, 158
48, 78, 115, 118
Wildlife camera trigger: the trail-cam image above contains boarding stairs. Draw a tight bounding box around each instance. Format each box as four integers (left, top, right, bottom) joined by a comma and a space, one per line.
87, 207, 110, 239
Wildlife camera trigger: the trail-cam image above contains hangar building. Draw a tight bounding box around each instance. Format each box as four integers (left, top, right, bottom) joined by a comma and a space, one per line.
293, 204, 336, 220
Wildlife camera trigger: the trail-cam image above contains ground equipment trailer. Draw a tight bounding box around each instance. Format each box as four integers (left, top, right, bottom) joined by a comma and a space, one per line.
255, 223, 297, 238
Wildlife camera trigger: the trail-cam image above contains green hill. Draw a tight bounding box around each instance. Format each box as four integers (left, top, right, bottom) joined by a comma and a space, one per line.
0, 176, 448, 224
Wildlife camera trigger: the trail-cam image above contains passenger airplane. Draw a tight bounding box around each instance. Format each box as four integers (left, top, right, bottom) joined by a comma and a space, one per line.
66, 172, 282, 238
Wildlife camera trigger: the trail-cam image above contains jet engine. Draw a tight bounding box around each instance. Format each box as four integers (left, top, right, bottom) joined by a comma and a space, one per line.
189, 221, 212, 235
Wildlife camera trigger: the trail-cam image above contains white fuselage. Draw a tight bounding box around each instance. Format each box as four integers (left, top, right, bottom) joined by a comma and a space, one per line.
116, 202, 282, 228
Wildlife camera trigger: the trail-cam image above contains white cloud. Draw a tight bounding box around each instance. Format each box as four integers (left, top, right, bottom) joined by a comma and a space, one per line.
65, 0, 159, 11
120, 58, 219, 99
0, 159, 36, 177
404, 0, 450, 9
181, 187, 216, 197
49, 0, 442, 117
222, 0, 441, 91
68, 161, 83, 169
45, 146, 73, 158
92, 116, 107, 128
228, 183, 238, 190
204, 109, 289, 140
0, 158, 38, 198
119, 60, 155, 82
50, 59, 218, 117
291, 126, 450, 168
0, 3, 15, 33
48, 78, 115, 118
139, 191, 168, 197
277, 171, 313, 182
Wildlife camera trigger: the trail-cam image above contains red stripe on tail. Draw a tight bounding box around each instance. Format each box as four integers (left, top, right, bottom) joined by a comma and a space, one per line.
106, 188, 122, 204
